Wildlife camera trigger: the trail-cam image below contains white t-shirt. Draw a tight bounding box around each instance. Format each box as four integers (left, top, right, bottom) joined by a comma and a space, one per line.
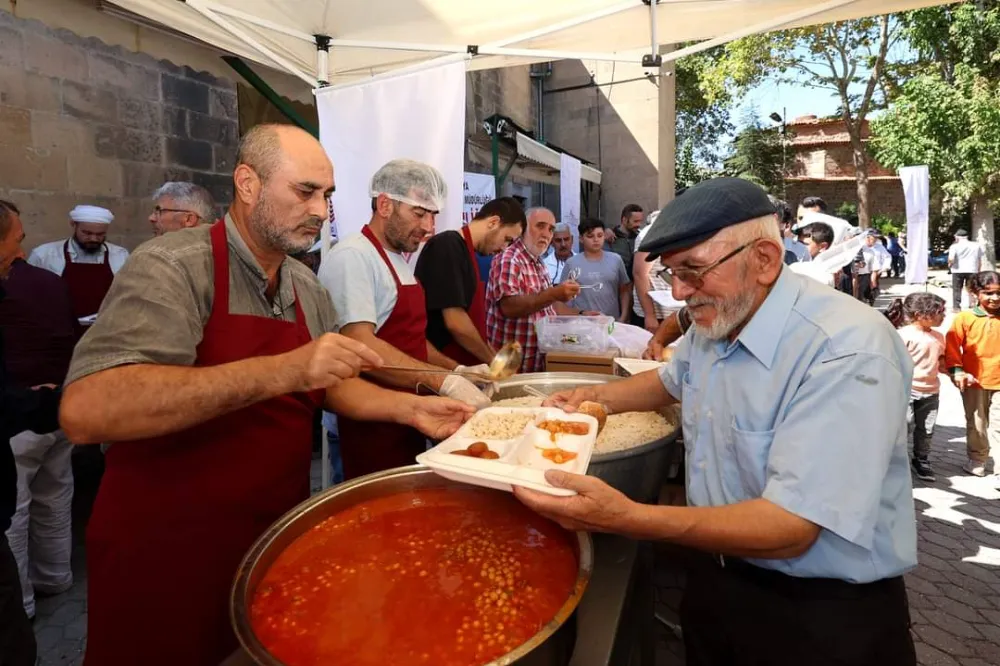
318, 231, 418, 333
27, 238, 130, 276
949, 239, 985, 274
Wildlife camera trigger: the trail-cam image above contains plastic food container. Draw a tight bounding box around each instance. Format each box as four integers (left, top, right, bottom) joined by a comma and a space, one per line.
417, 406, 598, 496
535, 315, 615, 354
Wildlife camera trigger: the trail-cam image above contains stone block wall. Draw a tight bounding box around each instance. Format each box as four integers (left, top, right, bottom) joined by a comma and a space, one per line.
0, 10, 238, 252
785, 179, 907, 222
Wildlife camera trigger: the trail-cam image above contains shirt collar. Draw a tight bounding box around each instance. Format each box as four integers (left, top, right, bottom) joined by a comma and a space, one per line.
67, 237, 106, 259
224, 214, 295, 307
729, 267, 800, 369
512, 238, 545, 267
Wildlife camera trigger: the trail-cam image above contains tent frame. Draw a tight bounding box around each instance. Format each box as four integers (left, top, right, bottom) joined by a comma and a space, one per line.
181, 0, 863, 88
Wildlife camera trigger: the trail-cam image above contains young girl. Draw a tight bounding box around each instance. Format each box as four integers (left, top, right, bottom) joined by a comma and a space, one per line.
886, 292, 947, 481
946, 271, 1000, 476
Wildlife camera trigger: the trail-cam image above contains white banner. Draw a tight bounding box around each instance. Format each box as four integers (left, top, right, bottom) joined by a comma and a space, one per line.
560, 153, 582, 252
463, 172, 496, 225
315, 60, 466, 252
899, 165, 930, 284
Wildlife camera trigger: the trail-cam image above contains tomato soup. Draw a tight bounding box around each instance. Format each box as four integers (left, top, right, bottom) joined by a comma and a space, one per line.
250, 487, 579, 666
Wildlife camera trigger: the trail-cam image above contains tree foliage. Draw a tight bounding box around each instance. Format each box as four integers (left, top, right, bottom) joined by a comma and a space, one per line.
722, 108, 785, 194
673, 46, 734, 179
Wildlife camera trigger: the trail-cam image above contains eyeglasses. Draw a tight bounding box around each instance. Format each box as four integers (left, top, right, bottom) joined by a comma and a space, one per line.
656, 240, 757, 289
153, 205, 198, 218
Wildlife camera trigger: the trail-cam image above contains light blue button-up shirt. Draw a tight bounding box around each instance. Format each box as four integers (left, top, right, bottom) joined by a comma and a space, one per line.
658, 269, 917, 583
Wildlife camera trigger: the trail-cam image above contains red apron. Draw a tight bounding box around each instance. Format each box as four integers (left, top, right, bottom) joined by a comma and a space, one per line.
83, 221, 324, 666
338, 225, 429, 480
441, 225, 489, 367
61, 240, 115, 338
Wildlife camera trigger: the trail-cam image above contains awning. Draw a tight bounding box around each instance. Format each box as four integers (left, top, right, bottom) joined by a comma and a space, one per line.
104, 0, 953, 88
515, 134, 603, 185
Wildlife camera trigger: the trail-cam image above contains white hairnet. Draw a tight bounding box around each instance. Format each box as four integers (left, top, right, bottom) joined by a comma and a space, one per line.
369, 159, 448, 213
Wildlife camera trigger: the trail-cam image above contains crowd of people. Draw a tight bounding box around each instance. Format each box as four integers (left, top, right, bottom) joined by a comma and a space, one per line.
0, 121, 997, 666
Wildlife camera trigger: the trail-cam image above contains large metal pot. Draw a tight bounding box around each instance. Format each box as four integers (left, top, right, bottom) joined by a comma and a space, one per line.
231, 466, 593, 666
493, 372, 681, 503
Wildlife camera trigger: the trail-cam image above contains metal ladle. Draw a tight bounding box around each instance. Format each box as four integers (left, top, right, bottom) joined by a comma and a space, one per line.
381, 341, 523, 383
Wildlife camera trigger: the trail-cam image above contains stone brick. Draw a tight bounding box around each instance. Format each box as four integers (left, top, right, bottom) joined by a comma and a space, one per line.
188, 111, 237, 145
23, 31, 87, 82
0, 25, 22, 68
192, 172, 233, 206
214, 144, 235, 173
959, 659, 995, 666
88, 53, 160, 101
119, 97, 161, 131
62, 81, 118, 123
915, 624, 974, 657
923, 609, 983, 639
123, 164, 193, 199
0, 66, 61, 112
162, 106, 187, 137
94, 126, 163, 164
31, 113, 92, 152
906, 574, 942, 596
0, 146, 67, 191
181, 65, 225, 86
166, 137, 212, 170
161, 74, 209, 114
0, 105, 31, 147
67, 154, 123, 198
931, 595, 986, 624
210, 88, 238, 120
915, 643, 962, 666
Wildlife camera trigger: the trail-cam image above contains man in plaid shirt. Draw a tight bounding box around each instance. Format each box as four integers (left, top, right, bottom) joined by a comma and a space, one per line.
486, 208, 584, 372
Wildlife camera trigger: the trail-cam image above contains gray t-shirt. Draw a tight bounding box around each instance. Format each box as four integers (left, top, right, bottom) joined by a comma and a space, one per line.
317, 230, 418, 332
558, 251, 630, 318
67, 215, 338, 384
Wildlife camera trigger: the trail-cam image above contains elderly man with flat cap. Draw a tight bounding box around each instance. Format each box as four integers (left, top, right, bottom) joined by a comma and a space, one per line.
516, 177, 918, 666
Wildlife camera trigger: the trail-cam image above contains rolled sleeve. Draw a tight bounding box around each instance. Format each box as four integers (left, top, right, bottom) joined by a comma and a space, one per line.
762, 352, 906, 550
319, 248, 379, 329
66, 247, 203, 384
657, 333, 691, 401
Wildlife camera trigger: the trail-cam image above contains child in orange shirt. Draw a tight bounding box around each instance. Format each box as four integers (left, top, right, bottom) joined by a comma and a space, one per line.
886, 293, 947, 481
946, 271, 1000, 476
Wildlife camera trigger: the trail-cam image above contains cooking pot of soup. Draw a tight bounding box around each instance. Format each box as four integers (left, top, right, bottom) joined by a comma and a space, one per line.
231, 466, 592, 666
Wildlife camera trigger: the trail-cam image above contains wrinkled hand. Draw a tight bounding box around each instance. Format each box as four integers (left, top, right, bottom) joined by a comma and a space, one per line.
440, 374, 492, 409
514, 471, 636, 533
542, 386, 600, 412
405, 396, 475, 439
552, 281, 581, 302
642, 337, 664, 361
285, 333, 383, 392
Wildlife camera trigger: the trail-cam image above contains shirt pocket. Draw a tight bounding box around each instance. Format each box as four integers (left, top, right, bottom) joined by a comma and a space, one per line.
727, 422, 774, 498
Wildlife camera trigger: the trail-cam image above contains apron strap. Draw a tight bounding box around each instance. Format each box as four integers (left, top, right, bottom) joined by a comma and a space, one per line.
362, 225, 404, 288
208, 220, 231, 312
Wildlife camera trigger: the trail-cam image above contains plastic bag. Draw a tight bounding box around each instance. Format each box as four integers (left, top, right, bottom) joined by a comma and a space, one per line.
608, 323, 654, 359
535, 315, 615, 354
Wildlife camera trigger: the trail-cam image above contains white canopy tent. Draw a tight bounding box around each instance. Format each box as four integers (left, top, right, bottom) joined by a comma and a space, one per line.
105, 0, 952, 89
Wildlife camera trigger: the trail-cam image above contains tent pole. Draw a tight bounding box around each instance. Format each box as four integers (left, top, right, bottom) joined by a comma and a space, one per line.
492, 129, 501, 194
187, 0, 317, 86
222, 57, 318, 137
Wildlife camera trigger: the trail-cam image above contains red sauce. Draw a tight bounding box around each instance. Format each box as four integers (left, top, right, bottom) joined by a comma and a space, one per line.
250, 487, 579, 666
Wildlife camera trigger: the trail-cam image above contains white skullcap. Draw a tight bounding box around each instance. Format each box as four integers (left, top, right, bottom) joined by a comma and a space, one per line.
70, 205, 114, 225
370, 159, 447, 213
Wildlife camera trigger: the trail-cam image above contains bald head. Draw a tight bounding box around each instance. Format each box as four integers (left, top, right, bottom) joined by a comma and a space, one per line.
232, 123, 334, 257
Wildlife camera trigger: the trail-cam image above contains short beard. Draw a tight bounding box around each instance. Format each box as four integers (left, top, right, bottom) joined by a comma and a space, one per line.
249, 192, 317, 255
75, 238, 104, 254
688, 263, 757, 340
384, 209, 420, 253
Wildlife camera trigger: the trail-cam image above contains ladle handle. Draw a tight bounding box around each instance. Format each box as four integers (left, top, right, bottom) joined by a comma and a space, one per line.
379, 366, 495, 383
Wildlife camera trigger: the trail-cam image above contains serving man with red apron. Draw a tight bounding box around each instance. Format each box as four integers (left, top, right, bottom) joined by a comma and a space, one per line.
415, 197, 527, 367
319, 159, 492, 480
58, 125, 474, 666
27, 205, 129, 337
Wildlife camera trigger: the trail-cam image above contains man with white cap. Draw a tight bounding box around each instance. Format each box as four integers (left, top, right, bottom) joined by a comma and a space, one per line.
28, 205, 129, 334
319, 159, 491, 480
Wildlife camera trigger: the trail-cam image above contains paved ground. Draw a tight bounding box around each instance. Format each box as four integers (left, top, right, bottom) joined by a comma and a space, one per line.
30, 274, 1000, 666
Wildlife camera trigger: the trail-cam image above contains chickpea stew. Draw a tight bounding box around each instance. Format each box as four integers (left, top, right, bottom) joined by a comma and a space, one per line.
250, 487, 579, 666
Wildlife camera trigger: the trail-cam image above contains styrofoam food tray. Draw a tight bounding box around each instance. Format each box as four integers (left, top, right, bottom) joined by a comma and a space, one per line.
416, 406, 598, 497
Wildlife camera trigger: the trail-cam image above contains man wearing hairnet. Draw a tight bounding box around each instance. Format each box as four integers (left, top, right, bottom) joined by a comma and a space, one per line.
319, 159, 491, 479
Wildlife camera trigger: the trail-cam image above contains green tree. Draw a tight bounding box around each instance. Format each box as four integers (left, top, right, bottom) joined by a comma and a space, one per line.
702, 16, 903, 227
674, 46, 733, 183
870, 1, 1000, 265
722, 109, 785, 194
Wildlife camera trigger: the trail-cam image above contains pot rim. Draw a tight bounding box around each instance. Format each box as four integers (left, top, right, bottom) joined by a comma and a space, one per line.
230, 465, 594, 666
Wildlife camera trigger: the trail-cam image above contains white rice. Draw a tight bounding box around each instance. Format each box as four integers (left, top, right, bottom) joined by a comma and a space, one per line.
462, 412, 533, 440
492, 397, 675, 453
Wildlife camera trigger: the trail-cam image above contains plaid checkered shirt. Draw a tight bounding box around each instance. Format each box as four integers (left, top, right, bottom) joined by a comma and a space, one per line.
486, 238, 556, 372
